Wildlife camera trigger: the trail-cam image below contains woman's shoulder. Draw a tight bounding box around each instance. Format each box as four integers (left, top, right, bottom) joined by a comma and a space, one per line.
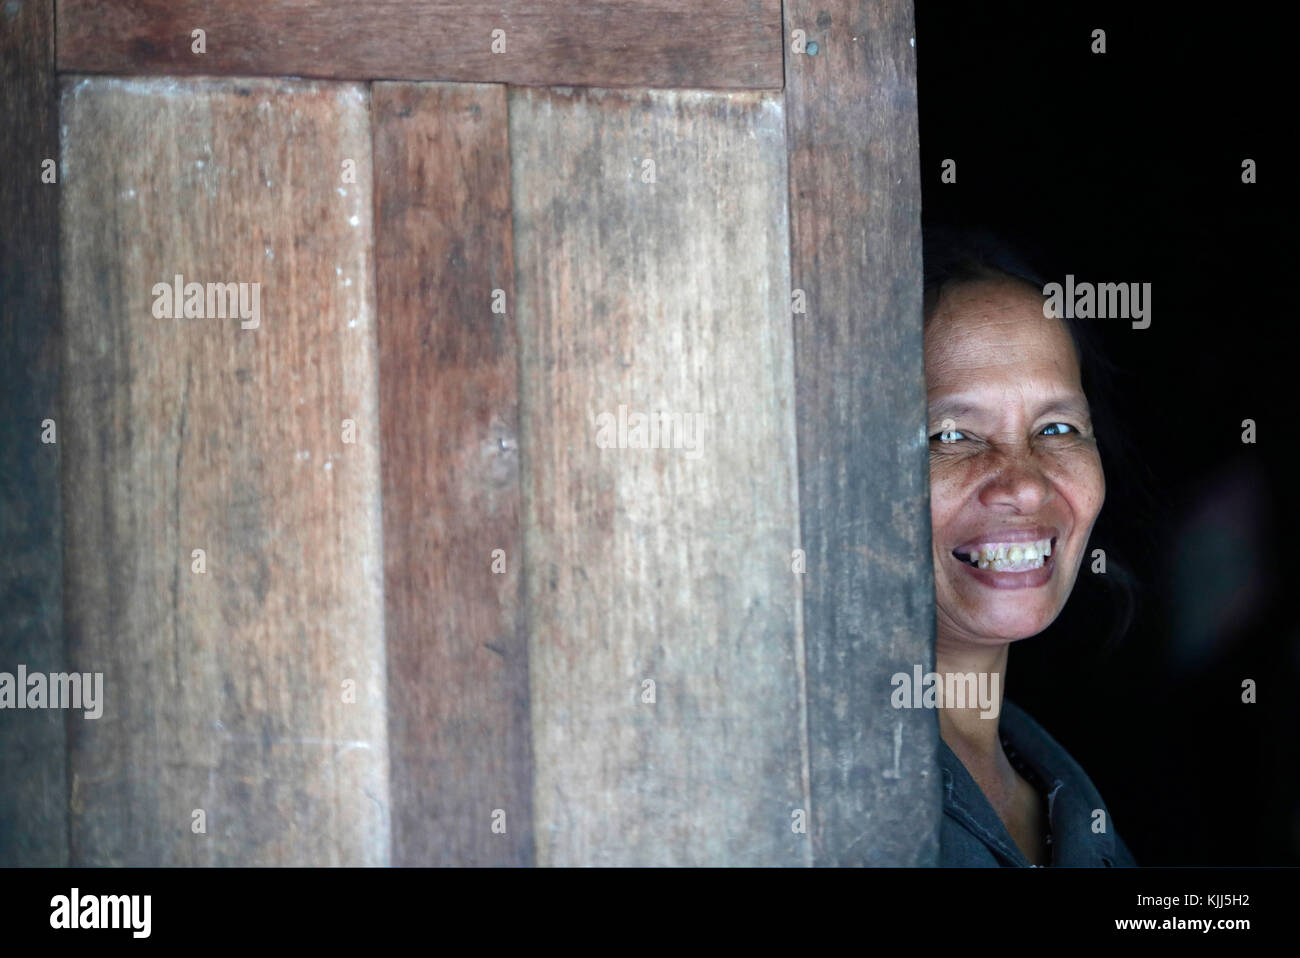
999, 698, 1138, 866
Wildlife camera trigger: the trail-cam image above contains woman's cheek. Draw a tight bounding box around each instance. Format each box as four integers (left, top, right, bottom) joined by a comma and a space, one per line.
932, 451, 988, 491
1048, 446, 1106, 515
927, 458, 969, 521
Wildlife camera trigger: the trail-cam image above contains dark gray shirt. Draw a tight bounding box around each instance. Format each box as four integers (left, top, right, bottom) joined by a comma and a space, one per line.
938, 698, 1137, 867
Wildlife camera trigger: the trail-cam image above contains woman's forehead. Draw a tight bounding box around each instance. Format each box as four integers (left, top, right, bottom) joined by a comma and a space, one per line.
925, 281, 1079, 379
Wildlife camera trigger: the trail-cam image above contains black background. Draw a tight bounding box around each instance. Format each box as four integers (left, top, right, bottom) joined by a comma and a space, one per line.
916, 0, 1294, 865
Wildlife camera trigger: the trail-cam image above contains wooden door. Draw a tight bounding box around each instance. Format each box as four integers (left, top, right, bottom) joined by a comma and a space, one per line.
1, 0, 936, 866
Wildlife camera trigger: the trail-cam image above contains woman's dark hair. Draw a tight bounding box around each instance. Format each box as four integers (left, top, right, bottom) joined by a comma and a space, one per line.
921, 224, 1154, 652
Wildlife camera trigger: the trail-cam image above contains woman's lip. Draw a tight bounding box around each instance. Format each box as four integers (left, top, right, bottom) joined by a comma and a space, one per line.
952, 527, 1060, 553
953, 552, 1056, 589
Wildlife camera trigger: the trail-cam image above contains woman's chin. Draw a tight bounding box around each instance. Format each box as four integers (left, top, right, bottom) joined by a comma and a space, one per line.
938, 568, 1069, 643
942, 605, 1059, 644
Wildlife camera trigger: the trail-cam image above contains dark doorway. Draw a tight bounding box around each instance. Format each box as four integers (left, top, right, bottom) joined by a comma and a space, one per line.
917, 0, 1295, 865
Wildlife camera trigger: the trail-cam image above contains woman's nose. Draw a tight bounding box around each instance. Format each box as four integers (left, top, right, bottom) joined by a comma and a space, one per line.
976, 450, 1054, 512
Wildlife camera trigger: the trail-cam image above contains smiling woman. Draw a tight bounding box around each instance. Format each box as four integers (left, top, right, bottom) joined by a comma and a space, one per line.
923, 227, 1138, 867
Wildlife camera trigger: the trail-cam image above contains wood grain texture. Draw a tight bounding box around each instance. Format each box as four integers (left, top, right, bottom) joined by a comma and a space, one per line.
59, 76, 389, 865
0, 0, 67, 866
784, 1, 940, 864
373, 82, 533, 866
56, 1, 783, 90
511, 86, 806, 865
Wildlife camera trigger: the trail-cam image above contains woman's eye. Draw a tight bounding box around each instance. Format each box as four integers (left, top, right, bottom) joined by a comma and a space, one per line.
930, 428, 966, 443
1040, 422, 1075, 437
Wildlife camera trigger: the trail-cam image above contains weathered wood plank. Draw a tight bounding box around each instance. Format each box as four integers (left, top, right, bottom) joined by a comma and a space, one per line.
59, 76, 389, 865
0, 0, 67, 867
511, 86, 806, 865
56, 1, 783, 90
372, 81, 532, 866
784, 1, 939, 864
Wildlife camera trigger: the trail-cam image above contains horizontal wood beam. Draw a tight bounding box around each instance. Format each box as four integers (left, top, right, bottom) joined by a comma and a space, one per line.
56, 1, 783, 90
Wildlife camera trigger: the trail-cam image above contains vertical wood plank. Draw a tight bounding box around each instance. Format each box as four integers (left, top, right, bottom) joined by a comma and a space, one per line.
784, 1, 940, 864
0, 0, 67, 866
511, 87, 807, 865
60, 76, 389, 865
372, 81, 533, 866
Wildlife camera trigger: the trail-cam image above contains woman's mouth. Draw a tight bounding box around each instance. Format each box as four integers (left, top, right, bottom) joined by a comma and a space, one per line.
951, 536, 1057, 572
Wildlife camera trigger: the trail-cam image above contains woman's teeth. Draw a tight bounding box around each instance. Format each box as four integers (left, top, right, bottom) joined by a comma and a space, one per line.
958, 538, 1054, 572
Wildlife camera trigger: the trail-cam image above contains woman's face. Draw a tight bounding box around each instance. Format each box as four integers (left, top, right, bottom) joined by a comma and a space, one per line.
926, 277, 1105, 645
